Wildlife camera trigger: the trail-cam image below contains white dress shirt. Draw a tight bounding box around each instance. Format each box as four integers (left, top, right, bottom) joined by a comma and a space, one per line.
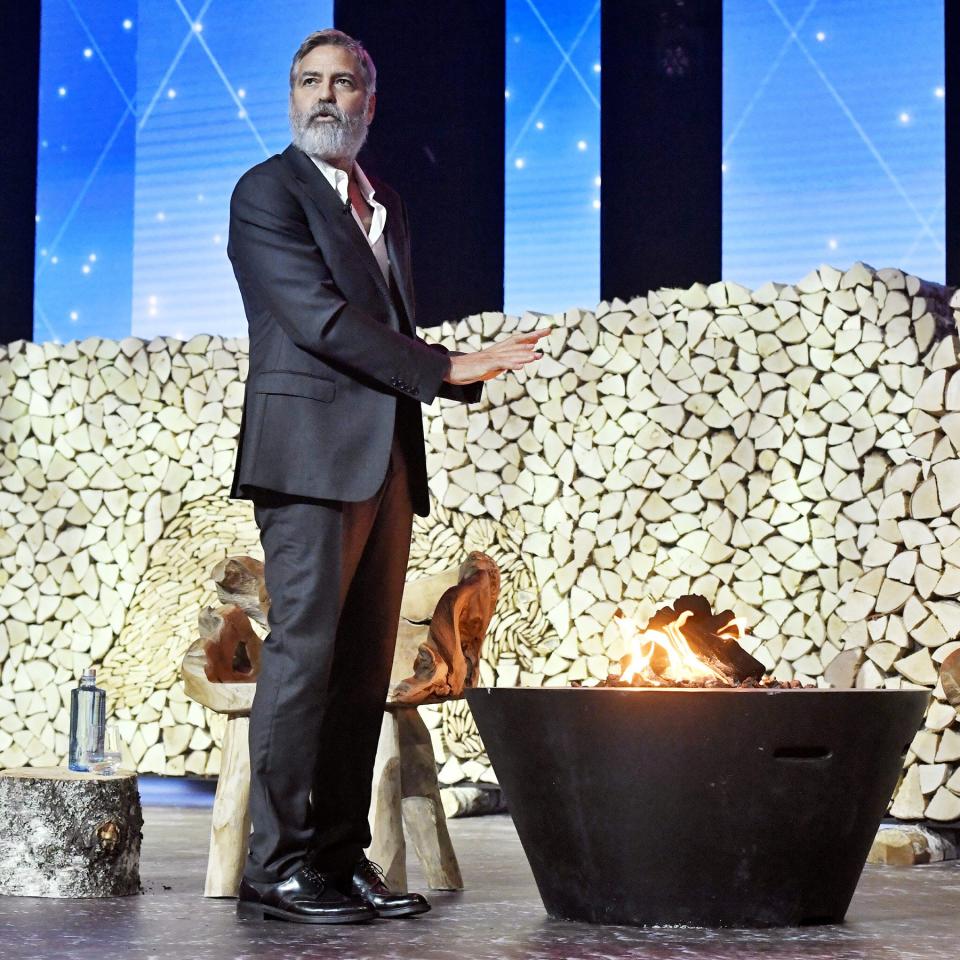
308, 154, 391, 284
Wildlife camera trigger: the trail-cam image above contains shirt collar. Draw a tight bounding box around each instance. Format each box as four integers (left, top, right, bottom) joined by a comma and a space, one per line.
307, 153, 378, 208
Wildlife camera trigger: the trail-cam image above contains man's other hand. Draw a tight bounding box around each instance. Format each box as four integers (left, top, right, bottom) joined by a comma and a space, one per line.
443, 328, 551, 385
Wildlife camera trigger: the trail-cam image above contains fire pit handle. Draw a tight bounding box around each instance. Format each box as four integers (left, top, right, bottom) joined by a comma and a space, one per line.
773, 746, 832, 761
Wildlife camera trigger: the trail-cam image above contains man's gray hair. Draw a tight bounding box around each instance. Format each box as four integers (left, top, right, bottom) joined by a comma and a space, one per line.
289, 29, 377, 94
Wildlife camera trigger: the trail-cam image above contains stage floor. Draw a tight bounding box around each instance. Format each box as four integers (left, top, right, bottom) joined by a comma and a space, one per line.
0, 805, 958, 959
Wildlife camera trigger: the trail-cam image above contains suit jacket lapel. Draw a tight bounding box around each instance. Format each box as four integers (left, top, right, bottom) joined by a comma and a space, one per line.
379, 190, 416, 334
280, 144, 394, 313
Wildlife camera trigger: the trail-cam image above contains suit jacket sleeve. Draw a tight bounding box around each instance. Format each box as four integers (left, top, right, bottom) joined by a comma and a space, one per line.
397, 195, 483, 405
228, 171, 451, 405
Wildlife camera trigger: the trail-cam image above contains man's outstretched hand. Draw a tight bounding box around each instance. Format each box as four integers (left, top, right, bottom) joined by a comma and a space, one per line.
443, 328, 551, 385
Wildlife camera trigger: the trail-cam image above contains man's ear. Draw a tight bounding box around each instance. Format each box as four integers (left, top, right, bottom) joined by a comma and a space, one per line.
365, 92, 376, 123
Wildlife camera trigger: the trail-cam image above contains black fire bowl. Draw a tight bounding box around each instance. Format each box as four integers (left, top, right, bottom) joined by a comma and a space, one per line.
466, 686, 929, 929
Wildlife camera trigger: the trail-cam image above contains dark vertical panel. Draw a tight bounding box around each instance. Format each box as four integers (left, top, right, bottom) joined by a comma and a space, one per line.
1, 4, 41, 344
334, 1, 505, 325
947, 0, 959, 287
600, 0, 722, 299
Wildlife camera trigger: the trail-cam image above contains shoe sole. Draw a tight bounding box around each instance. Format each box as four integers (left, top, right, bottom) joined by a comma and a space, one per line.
237, 901, 375, 924
375, 902, 432, 919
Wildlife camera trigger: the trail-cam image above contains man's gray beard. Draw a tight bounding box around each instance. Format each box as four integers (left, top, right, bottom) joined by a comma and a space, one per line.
289, 100, 370, 163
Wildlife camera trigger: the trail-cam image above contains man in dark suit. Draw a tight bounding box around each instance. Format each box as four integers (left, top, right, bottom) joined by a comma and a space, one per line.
226, 29, 549, 924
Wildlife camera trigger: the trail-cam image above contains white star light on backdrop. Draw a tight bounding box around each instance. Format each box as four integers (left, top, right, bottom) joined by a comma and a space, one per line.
724, 0, 945, 278
508, 0, 601, 205
505, 0, 601, 312
35, 1, 143, 335
35, 0, 289, 340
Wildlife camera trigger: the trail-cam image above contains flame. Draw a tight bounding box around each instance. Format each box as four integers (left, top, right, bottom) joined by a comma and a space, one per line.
719, 616, 747, 641
614, 608, 729, 685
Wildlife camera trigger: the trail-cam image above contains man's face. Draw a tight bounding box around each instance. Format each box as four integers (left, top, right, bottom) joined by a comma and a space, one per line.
289, 44, 375, 163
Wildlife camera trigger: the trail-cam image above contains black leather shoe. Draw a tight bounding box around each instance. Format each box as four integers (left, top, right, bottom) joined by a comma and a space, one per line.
237, 864, 376, 924
349, 858, 431, 918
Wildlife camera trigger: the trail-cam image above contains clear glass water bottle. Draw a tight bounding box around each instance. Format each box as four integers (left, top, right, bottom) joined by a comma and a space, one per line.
68, 667, 106, 772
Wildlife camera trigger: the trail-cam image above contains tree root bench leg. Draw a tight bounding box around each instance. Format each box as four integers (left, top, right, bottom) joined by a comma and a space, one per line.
367, 706, 463, 893
204, 713, 250, 898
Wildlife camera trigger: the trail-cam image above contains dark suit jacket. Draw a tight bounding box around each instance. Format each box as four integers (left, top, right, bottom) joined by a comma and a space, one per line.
226, 144, 481, 517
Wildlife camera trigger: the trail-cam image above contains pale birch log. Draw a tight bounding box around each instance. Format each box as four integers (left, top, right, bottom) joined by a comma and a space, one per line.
0, 768, 142, 897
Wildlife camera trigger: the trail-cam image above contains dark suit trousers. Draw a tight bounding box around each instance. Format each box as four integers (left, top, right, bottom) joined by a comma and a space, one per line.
245, 419, 414, 883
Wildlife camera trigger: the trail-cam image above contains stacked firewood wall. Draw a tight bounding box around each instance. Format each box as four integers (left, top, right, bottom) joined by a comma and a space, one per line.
0, 263, 957, 818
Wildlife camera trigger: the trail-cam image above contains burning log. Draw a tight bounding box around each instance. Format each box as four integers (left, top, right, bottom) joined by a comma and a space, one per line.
647, 595, 764, 683
601, 594, 770, 688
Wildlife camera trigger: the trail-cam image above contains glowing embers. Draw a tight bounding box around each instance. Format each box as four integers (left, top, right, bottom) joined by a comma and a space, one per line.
598, 594, 810, 688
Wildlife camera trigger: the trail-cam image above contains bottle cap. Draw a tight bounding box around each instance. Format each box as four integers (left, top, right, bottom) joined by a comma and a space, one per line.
82, 667, 97, 680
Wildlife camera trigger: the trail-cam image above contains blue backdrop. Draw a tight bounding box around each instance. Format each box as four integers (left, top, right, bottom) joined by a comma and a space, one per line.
34, 1, 945, 344
722, 0, 945, 289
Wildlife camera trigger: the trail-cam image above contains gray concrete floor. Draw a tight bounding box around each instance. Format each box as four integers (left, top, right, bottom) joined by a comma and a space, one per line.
0, 805, 958, 959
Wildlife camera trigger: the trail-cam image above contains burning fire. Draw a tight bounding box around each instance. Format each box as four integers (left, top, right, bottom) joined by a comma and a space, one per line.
609, 597, 760, 687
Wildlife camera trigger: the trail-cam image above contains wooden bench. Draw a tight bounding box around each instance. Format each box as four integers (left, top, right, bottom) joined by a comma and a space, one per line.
181, 553, 498, 897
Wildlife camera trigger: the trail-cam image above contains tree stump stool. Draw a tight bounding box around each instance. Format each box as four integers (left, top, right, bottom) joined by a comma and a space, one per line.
180, 612, 462, 899
0, 768, 142, 898
181, 551, 500, 898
